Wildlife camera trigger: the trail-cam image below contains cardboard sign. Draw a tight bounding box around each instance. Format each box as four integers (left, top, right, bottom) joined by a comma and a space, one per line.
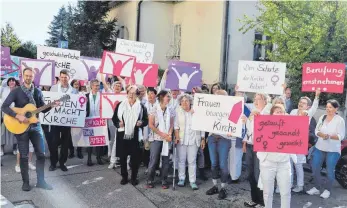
128, 63, 158, 87
253, 115, 309, 154
1, 46, 11, 71
166, 65, 202, 92
71, 117, 109, 147
39, 91, 87, 127
100, 93, 127, 119
237, 60, 286, 95
99, 50, 135, 77
302, 63, 346, 93
1, 56, 22, 79
168, 60, 200, 69
37, 46, 81, 79
191, 93, 244, 137
19, 59, 55, 86
80, 56, 101, 81
116, 38, 154, 63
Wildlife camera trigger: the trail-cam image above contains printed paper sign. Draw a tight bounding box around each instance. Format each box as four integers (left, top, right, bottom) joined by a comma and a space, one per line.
237, 60, 286, 95
37, 45, 81, 79
80, 56, 101, 81
191, 93, 244, 137
129, 63, 158, 87
99, 50, 135, 77
19, 59, 55, 86
71, 117, 109, 147
302, 63, 346, 93
116, 38, 154, 63
39, 91, 87, 127
1, 46, 11, 71
100, 93, 127, 119
1, 56, 22, 79
166, 65, 202, 91
253, 115, 309, 154
168, 60, 200, 69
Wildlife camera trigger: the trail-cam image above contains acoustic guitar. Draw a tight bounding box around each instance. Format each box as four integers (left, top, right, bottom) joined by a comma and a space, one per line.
3, 94, 70, 135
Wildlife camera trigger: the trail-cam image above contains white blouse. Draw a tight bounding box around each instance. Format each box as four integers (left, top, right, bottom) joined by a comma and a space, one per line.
315, 114, 345, 154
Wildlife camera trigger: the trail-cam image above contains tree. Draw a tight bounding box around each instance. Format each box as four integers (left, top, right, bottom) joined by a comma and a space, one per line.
1, 23, 21, 53
45, 6, 70, 47
13, 41, 37, 58
240, 1, 347, 105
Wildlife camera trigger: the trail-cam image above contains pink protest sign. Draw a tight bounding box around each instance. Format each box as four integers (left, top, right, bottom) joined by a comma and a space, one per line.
130, 63, 159, 87
99, 50, 136, 77
253, 115, 309, 154
302, 63, 346, 93
229, 101, 242, 123
100, 93, 127, 119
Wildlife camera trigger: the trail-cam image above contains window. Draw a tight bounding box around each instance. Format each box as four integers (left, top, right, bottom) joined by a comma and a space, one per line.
166, 24, 181, 60
253, 32, 273, 61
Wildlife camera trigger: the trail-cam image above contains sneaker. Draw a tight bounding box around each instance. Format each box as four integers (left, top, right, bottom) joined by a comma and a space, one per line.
177, 180, 185, 187
108, 163, 115, 169
306, 187, 320, 195
146, 181, 154, 188
29, 163, 36, 170
320, 190, 330, 199
13, 150, 17, 155
292, 186, 303, 193
15, 165, 21, 173
206, 186, 219, 195
60, 164, 68, 172
244, 201, 258, 207
22, 182, 32, 191
218, 188, 227, 200
275, 186, 280, 194
190, 183, 199, 190
162, 181, 169, 189
36, 181, 53, 190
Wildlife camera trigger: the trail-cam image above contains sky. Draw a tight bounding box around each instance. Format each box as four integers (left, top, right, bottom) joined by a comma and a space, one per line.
1, 0, 76, 46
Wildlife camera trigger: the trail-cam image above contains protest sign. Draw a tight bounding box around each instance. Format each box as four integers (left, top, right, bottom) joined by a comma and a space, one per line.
191, 93, 244, 138
168, 60, 200, 69
116, 38, 154, 63
71, 117, 109, 147
129, 63, 159, 87
1, 56, 22, 79
166, 65, 202, 92
37, 46, 81, 79
39, 91, 87, 127
1, 46, 11, 71
100, 93, 127, 119
19, 59, 55, 86
253, 115, 309, 154
80, 56, 101, 81
99, 50, 135, 77
302, 63, 346, 93
237, 60, 286, 95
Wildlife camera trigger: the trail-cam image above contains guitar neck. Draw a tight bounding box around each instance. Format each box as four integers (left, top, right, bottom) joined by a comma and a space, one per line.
32, 103, 55, 115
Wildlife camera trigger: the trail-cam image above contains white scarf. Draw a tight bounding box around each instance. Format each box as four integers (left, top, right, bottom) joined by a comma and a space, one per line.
177, 107, 186, 143
143, 100, 157, 140
88, 92, 100, 117
156, 103, 171, 156
58, 83, 73, 93
119, 100, 142, 140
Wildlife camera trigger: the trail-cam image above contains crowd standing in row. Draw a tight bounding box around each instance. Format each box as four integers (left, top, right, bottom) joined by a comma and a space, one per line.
0, 67, 345, 208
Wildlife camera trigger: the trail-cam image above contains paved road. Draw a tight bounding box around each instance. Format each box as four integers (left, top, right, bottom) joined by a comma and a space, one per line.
1, 154, 347, 208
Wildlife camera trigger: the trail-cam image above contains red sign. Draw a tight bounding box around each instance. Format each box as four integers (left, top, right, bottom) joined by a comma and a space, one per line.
253, 115, 309, 154
302, 63, 346, 93
89, 136, 106, 146
130, 63, 159, 87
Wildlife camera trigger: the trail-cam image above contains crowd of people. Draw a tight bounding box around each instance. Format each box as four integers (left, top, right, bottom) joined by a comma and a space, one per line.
0, 67, 345, 208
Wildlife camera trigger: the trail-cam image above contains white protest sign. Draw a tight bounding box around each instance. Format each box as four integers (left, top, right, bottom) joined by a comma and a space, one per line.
116, 38, 154, 63
19, 59, 55, 86
71, 117, 109, 147
39, 91, 87, 127
192, 93, 244, 138
79, 56, 101, 81
100, 93, 127, 119
237, 60, 286, 95
37, 46, 82, 79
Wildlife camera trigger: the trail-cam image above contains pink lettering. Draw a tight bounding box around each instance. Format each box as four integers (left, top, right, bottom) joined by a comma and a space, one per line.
85, 118, 106, 128
89, 136, 106, 146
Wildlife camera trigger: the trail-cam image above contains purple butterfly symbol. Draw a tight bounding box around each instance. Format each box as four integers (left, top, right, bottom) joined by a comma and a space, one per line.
82, 60, 99, 80
22, 62, 51, 86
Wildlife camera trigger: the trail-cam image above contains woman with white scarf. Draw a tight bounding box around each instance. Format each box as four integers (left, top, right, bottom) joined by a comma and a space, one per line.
146, 90, 174, 189
174, 94, 205, 190
112, 85, 148, 186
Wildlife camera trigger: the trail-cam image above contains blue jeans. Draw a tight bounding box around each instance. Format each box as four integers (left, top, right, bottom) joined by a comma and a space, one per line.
208, 135, 231, 183
311, 147, 340, 191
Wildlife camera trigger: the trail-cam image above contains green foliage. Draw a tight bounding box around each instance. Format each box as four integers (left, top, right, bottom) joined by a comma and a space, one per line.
45, 6, 70, 47
12, 41, 37, 59
1, 23, 21, 53
239, 1, 347, 106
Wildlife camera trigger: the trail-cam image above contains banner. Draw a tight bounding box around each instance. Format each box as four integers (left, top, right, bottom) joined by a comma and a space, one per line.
128, 63, 158, 87
99, 51, 135, 77
237, 60, 286, 95
100, 93, 127, 119
19, 59, 55, 86
302, 63, 346, 93
71, 117, 109, 147
1, 56, 22, 79
166, 64, 202, 92
37, 46, 81, 79
80, 56, 101, 81
39, 91, 87, 127
191, 93, 244, 138
253, 115, 309, 154
1, 46, 11, 71
116, 38, 154, 63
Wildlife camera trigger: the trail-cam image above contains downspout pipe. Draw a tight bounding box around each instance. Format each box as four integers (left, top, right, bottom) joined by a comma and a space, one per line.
136, 0, 144, 41
221, 1, 230, 89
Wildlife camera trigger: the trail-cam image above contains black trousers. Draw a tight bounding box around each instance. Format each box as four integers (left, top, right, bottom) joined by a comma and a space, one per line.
50, 126, 71, 166
15, 124, 45, 183
118, 134, 140, 180
246, 144, 264, 205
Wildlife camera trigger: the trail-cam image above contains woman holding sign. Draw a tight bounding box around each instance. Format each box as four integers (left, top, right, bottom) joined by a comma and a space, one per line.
307, 100, 345, 199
